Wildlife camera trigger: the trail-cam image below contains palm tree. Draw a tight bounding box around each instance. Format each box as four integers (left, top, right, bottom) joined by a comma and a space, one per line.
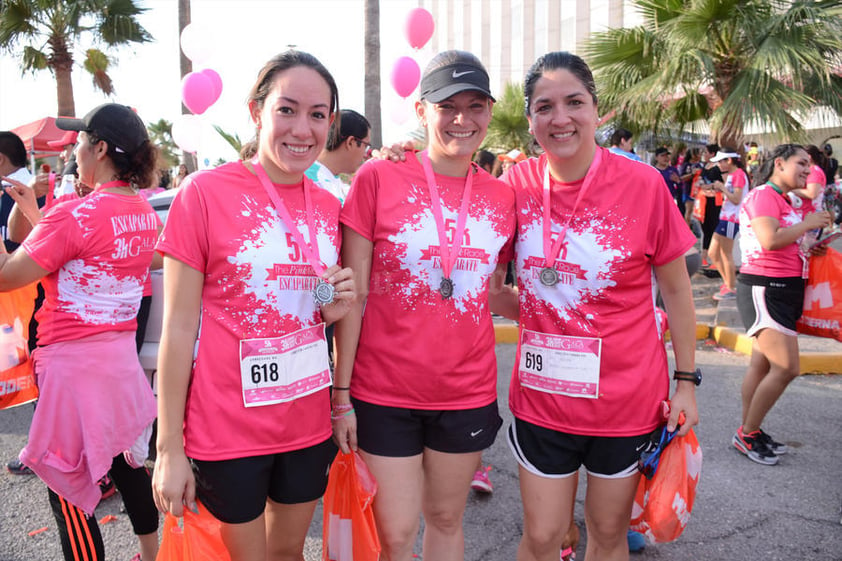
364, 0, 382, 148
0, 0, 152, 117
482, 82, 531, 154
584, 0, 842, 149
147, 118, 180, 169
212, 124, 243, 159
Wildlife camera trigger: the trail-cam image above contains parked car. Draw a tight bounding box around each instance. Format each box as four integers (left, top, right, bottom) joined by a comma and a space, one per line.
139, 189, 177, 384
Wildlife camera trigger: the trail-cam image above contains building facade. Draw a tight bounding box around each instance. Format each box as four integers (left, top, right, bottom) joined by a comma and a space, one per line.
417, 0, 641, 97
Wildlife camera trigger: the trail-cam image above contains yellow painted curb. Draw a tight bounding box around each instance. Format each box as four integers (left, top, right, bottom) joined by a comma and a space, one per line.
493, 323, 519, 344
798, 353, 842, 375
496, 323, 712, 344
711, 326, 754, 356
495, 322, 840, 374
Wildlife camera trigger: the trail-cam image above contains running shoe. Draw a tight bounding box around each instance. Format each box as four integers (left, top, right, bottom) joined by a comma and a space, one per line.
6, 458, 33, 475
560, 546, 575, 561
99, 475, 117, 501
471, 465, 493, 493
757, 429, 788, 455
713, 289, 736, 301
627, 529, 646, 552
129, 554, 141, 561
733, 427, 779, 465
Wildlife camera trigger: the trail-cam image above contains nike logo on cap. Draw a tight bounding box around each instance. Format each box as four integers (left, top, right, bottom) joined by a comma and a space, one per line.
452, 70, 475, 78
470, 429, 484, 437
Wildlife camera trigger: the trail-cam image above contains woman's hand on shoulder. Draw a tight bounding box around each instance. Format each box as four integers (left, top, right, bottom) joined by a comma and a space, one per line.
319, 264, 356, 325
371, 140, 415, 162
152, 449, 196, 517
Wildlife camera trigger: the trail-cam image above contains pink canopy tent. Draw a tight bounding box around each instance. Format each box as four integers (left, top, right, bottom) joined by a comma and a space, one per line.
10, 117, 63, 171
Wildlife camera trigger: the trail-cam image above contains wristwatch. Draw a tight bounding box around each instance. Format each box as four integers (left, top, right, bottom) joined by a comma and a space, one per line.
673, 368, 702, 386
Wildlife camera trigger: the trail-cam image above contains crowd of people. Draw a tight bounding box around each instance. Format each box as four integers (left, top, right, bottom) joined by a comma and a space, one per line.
0, 43, 838, 561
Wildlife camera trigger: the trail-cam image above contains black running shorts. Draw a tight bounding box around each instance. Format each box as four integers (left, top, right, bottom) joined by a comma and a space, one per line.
737, 274, 805, 337
352, 398, 502, 457
191, 437, 337, 524
507, 417, 651, 478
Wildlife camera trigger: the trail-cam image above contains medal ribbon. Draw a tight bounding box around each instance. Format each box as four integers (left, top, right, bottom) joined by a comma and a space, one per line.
421, 151, 475, 281
94, 179, 131, 192
542, 148, 603, 269
251, 158, 326, 277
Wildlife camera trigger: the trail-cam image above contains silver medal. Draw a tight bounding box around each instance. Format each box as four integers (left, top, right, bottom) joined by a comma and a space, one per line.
313, 280, 336, 305
539, 267, 559, 287
439, 277, 454, 299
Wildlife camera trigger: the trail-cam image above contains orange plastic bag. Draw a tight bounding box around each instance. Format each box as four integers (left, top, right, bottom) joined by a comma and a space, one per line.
797, 247, 842, 342
322, 450, 381, 561
156, 501, 231, 561
630, 428, 702, 544
0, 284, 38, 410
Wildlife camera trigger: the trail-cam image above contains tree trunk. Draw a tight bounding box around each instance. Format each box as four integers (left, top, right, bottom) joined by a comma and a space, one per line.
364, 0, 382, 148
50, 36, 75, 117
178, 0, 197, 171
54, 64, 75, 118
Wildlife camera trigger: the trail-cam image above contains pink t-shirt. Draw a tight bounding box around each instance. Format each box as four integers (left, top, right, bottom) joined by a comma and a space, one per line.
739, 184, 805, 278
798, 164, 827, 216
340, 154, 515, 409
156, 161, 340, 461
505, 149, 696, 437
718, 168, 749, 223
22, 190, 160, 346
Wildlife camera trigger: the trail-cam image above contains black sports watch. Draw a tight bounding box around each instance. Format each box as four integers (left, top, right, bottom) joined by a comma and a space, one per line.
673, 368, 702, 386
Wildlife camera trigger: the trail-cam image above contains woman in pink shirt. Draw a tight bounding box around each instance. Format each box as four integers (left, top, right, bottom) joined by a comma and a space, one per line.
735, 144, 832, 466
152, 51, 355, 561
0, 103, 161, 561
501, 51, 698, 561
333, 51, 515, 561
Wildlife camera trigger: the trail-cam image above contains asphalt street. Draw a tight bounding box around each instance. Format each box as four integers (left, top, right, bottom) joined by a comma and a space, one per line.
2, 338, 842, 561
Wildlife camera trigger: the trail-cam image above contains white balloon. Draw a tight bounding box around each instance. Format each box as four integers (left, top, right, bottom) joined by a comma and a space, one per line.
180, 23, 216, 65
172, 114, 204, 154
390, 96, 414, 125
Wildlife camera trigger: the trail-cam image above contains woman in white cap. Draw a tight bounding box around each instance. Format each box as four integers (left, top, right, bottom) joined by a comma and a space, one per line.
0, 103, 161, 561
707, 148, 749, 300
332, 50, 515, 561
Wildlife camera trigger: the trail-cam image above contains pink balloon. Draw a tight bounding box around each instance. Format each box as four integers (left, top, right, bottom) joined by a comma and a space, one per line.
201, 68, 223, 105
181, 71, 214, 115
405, 8, 435, 49
390, 57, 421, 99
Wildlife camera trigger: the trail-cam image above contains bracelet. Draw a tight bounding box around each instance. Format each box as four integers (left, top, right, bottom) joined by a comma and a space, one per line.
331, 403, 353, 413
332, 386, 350, 391
330, 408, 355, 420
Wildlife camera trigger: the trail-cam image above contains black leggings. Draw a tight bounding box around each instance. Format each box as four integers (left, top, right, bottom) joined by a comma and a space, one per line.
701, 198, 721, 250
48, 454, 158, 561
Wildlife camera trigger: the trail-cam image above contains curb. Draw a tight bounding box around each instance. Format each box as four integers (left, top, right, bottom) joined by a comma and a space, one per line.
493, 323, 842, 375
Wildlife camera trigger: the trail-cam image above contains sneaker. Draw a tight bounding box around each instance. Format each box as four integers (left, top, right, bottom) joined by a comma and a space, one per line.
560, 546, 575, 561
130, 554, 141, 561
99, 475, 117, 501
713, 289, 736, 301
6, 458, 33, 475
627, 529, 646, 552
471, 465, 493, 493
733, 427, 779, 465
757, 429, 788, 455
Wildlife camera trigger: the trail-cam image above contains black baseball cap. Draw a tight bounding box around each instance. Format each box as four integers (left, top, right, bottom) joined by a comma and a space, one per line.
56, 104, 148, 154
419, 62, 495, 104
655, 147, 670, 156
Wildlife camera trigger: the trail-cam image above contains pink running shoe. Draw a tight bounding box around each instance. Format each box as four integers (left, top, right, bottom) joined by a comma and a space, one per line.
471, 465, 493, 493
